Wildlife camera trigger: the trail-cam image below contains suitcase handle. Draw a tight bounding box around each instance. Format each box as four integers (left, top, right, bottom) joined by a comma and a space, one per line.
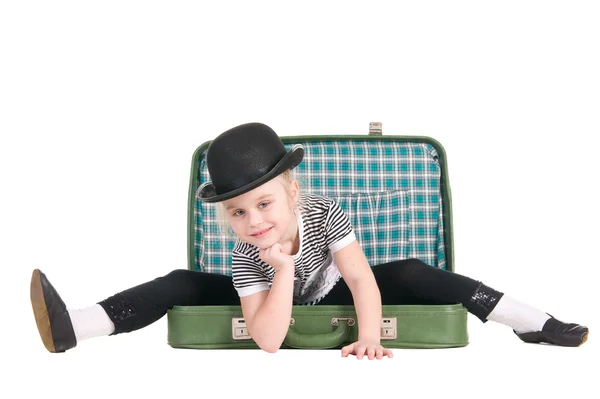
283, 320, 351, 349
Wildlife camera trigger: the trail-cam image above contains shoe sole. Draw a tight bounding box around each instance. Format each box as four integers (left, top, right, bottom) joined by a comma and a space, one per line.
30, 269, 57, 353
518, 330, 590, 347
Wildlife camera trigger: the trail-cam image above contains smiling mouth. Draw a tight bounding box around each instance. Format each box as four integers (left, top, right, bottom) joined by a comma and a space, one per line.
251, 227, 272, 238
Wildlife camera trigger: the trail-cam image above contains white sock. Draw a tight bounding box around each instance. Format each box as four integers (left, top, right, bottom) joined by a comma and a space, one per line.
68, 304, 116, 342
486, 295, 551, 333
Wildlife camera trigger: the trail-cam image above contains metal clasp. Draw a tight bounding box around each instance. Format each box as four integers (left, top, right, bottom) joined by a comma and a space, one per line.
232, 318, 252, 340
380, 317, 397, 340
369, 122, 382, 136
331, 317, 356, 326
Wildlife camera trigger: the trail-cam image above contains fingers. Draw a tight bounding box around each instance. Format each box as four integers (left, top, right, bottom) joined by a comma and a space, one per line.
367, 346, 376, 360
341, 343, 368, 359
265, 243, 282, 257
374, 346, 393, 359
260, 243, 283, 259
271, 243, 283, 252
384, 348, 394, 358
355, 344, 367, 360
259, 244, 282, 264
341, 344, 393, 360
341, 343, 354, 357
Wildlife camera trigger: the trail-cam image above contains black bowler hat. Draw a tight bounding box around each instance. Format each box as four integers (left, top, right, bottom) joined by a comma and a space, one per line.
196, 122, 304, 203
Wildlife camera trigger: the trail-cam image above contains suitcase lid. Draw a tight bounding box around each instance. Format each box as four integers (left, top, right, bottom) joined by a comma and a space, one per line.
187, 127, 454, 275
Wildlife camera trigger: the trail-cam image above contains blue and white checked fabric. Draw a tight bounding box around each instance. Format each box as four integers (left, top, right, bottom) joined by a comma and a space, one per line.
194, 140, 446, 275
330, 189, 410, 267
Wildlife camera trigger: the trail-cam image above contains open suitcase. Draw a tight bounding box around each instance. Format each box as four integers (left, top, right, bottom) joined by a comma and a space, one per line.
167, 123, 469, 349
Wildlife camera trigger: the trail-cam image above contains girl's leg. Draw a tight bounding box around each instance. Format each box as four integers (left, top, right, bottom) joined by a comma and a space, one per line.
96, 269, 240, 334
319, 258, 500, 317
318, 258, 588, 346
30, 268, 239, 353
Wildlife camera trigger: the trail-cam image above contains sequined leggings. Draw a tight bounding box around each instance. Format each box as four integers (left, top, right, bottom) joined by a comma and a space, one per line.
98, 258, 503, 335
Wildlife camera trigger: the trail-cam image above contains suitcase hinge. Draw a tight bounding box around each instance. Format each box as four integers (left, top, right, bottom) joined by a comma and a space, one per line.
369, 122, 383, 136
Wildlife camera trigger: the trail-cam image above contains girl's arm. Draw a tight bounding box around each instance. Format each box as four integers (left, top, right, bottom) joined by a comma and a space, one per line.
334, 240, 393, 359
239, 245, 295, 353
334, 240, 381, 341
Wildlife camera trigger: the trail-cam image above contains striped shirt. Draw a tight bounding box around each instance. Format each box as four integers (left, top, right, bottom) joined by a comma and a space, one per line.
231, 194, 356, 305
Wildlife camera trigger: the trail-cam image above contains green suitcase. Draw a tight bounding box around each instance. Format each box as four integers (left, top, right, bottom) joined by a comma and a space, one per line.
167, 123, 469, 349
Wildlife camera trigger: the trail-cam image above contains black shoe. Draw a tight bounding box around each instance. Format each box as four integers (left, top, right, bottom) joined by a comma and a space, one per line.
515, 316, 589, 347
30, 269, 77, 353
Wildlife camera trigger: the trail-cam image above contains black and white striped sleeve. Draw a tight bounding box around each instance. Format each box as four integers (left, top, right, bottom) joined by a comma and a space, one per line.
231, 247, 270, 297
324, 199, 356, 253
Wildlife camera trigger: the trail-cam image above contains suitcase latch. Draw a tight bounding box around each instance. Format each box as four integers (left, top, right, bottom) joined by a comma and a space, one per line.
232, 318, 295, 340
232, 318, 252, 340
381, 317, 397, 340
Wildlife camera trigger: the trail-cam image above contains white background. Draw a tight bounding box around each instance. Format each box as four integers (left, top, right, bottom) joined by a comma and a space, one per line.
1, 1, 598, 398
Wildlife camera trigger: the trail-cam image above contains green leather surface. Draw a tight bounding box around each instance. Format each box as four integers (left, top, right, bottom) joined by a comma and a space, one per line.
167, 304, 469, 349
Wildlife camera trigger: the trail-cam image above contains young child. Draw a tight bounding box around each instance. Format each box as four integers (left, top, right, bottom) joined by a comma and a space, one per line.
30, 122, 589, 359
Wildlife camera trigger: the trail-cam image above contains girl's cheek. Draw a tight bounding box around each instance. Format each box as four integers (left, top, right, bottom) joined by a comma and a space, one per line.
227, 219, 241, 231
230, 218, 242, 228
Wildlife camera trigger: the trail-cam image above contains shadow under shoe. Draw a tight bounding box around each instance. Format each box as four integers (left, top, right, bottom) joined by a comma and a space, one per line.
515, 315, 589, 347
30, 269, 77, 353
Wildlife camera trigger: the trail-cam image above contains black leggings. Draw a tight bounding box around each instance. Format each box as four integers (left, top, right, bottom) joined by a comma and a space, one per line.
98, 258, 503, 335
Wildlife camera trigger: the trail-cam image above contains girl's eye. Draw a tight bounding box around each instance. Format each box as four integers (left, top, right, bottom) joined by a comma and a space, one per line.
233, 210, 244, 217
259, 202, 269, 209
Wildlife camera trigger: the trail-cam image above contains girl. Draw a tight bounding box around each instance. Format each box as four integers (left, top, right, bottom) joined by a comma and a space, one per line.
30, 122, 589, 359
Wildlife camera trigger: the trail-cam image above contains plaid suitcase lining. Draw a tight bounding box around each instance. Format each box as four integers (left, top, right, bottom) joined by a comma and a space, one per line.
194, 140, 445, 275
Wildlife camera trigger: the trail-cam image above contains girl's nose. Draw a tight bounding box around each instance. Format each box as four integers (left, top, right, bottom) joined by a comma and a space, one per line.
248, 209, 263, 227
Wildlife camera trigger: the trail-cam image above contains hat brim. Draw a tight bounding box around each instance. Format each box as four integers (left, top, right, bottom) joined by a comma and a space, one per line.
196, 144, 304, 203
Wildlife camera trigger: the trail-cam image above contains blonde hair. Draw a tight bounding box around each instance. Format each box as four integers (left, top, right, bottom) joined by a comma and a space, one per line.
214, 169, 303, 238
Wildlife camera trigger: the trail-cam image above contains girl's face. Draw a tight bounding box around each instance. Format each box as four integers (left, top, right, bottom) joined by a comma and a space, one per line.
222, 176, 299, 250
